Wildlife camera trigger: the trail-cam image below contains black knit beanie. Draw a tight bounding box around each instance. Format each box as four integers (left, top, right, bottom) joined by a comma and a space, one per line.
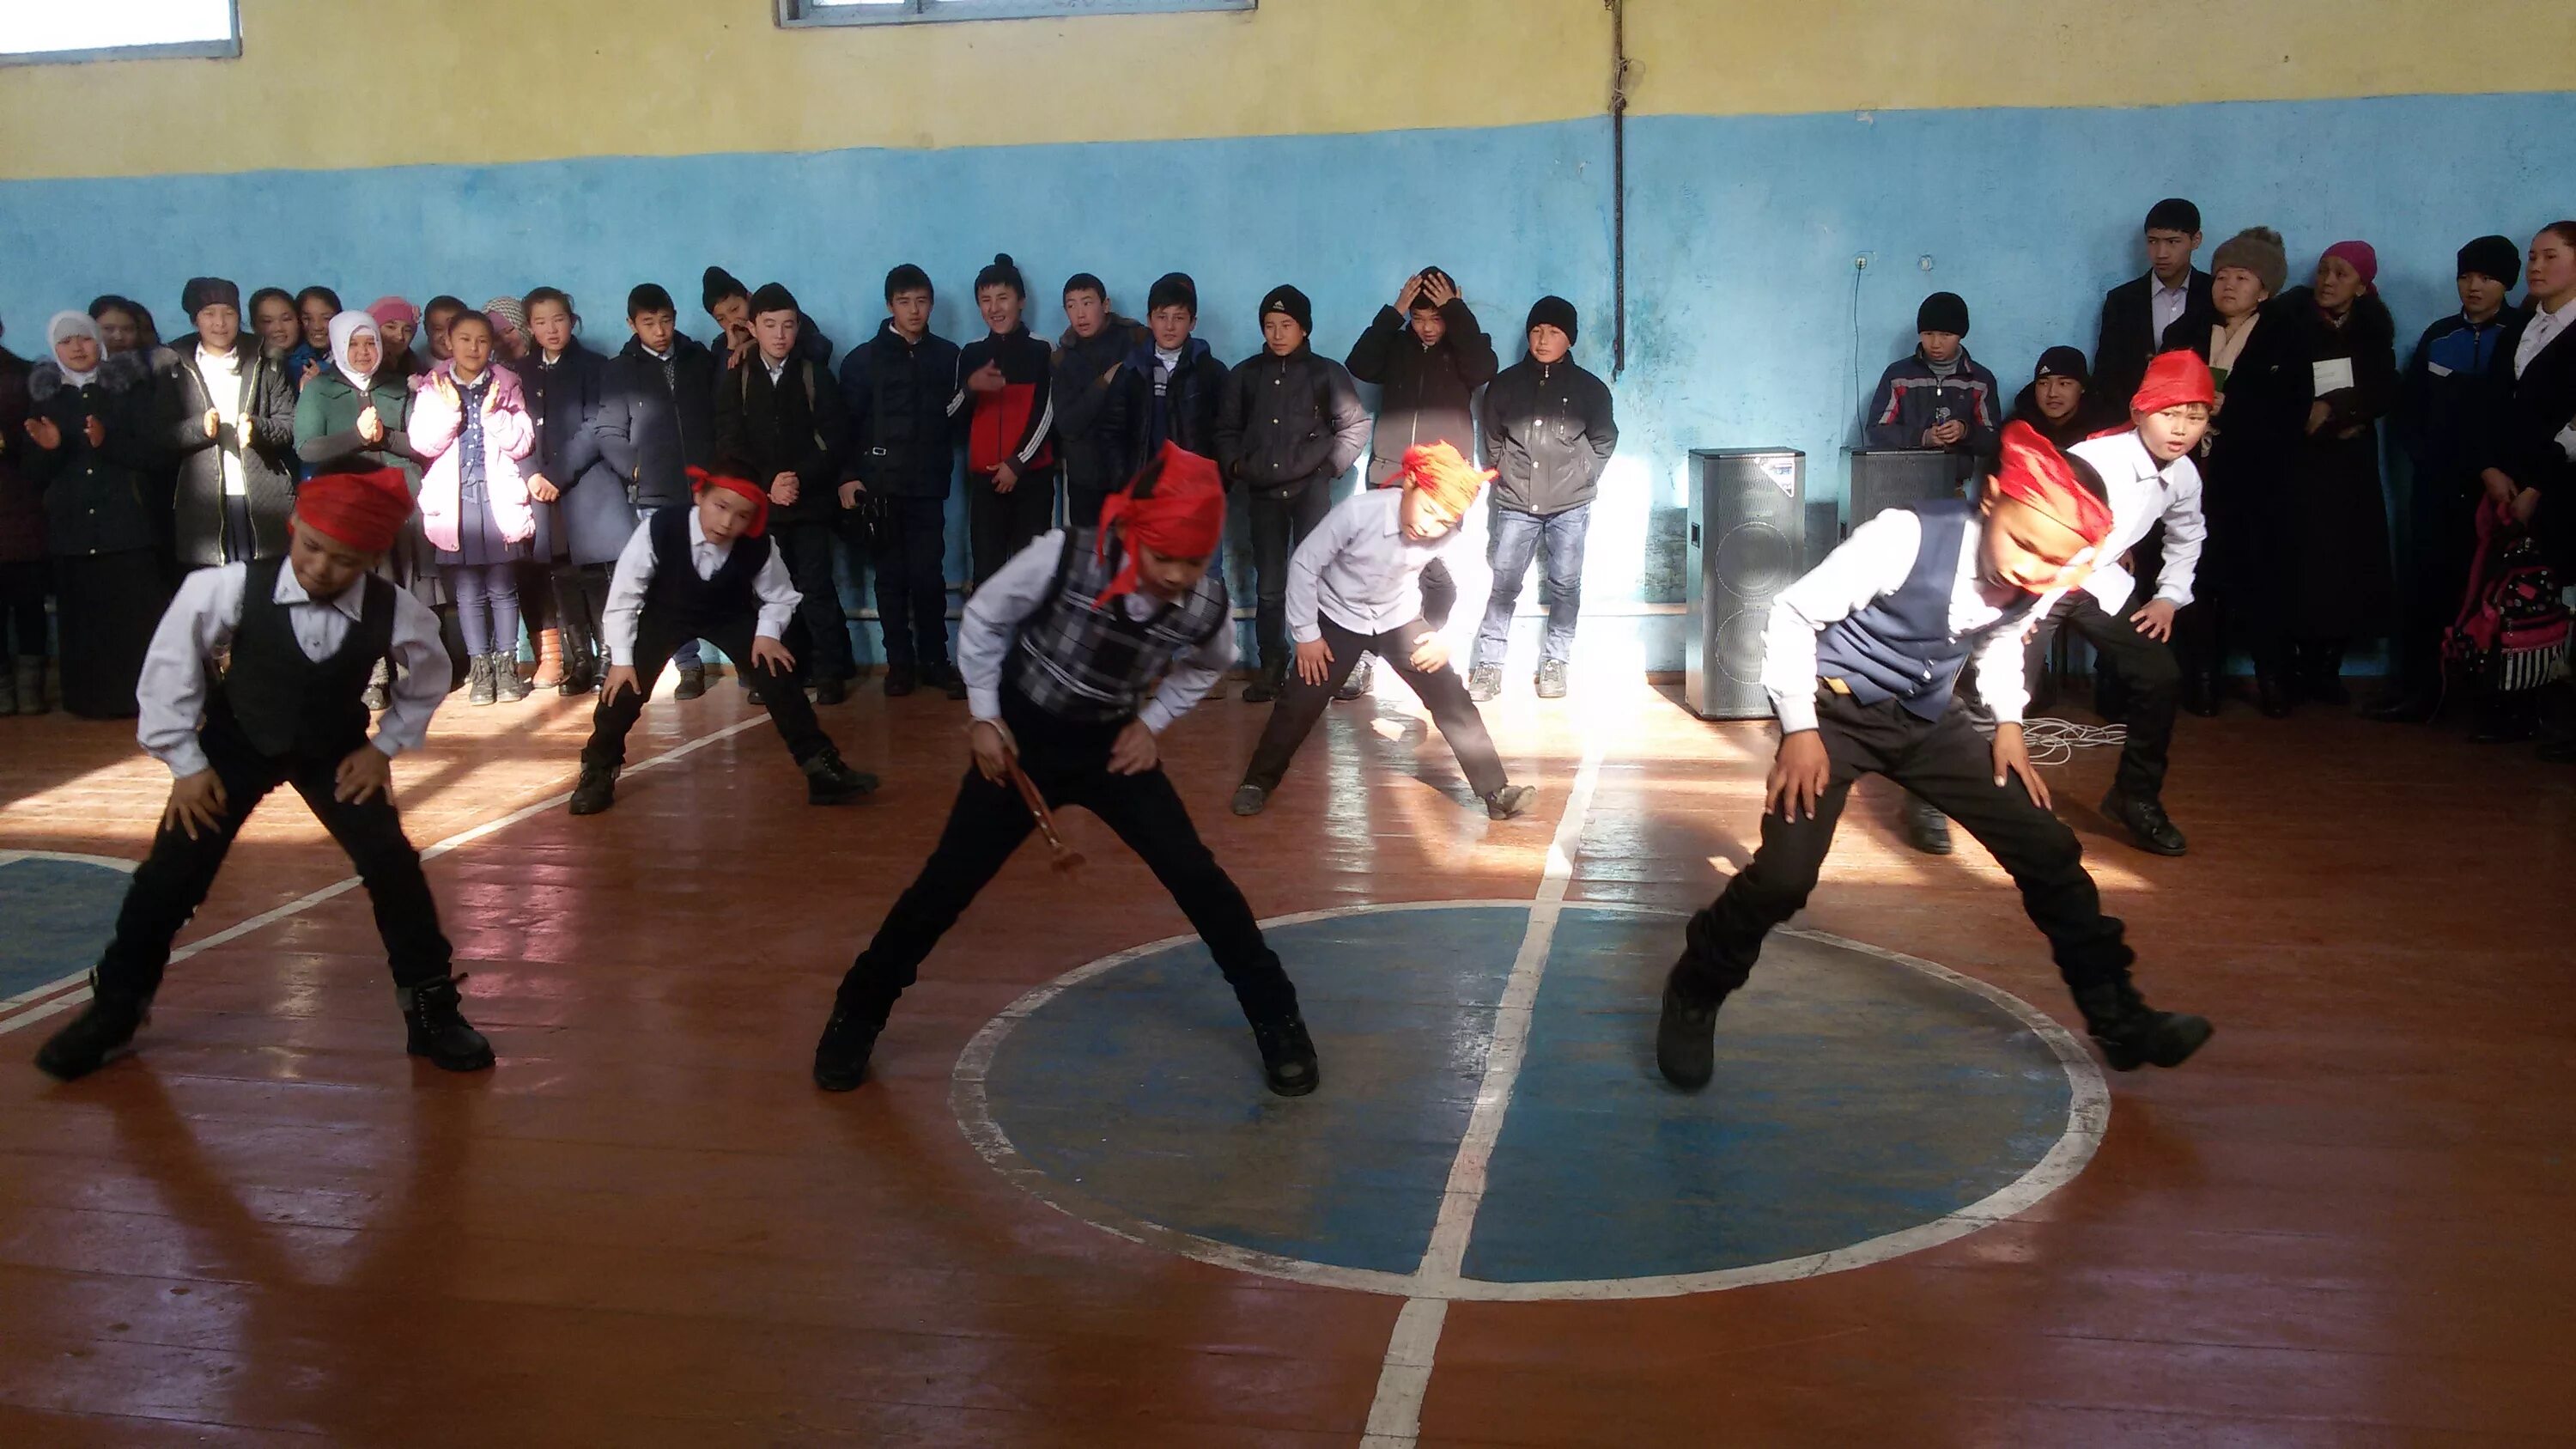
180, 277, 240, 319
702, 266, 748, 314
1146, 271, 1198, 317
1917, 291, 1970, 337
748, 282, 798, 318
1260, 284, 1312, 336
975, 253, 1026, 297
2032, 345, 2089, 384
1524, 295, 1578, 345
2458, 234, 2522, 286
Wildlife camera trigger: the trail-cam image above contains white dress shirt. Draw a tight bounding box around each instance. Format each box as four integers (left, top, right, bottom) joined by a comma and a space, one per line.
958, 531, 1236, 734
600, 510, 801, 665
198, 345, 248, 498
1759, 509, 2053, 735
2516, 294, 2574, 380
1285, 487, 1478, 642
137, 562, 452, 778
2066, 429, 2206, 612
2149, 274, 2191, 346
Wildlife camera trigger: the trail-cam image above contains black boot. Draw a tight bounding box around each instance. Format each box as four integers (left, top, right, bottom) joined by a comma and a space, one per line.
1905, 797, 1953, 855
568, 763, 618, 816
33, 984, 148, 1081
672, 662, 708, 701
813, 1002, 885, 1092
2099, 788, 2188, 856
1250, 1014, 1320, 1096
2254, 667, 2293, 719
399, 977, 495, 1072
1655, 977, 1721, 1090
813, 672, 848, 706
2070, 977, 2210, 1072
1240, 665, 1281, 704
2180, 671, 2221, 718
883, 664, 919, 697
803, 747, 878, 806
467, 654, 498, 707
2304, 642, 2349, 705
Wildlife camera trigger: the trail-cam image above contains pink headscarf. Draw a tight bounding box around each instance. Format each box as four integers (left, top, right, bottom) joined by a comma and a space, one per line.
2321, 240, 2379, 295
367, 295, 418, 328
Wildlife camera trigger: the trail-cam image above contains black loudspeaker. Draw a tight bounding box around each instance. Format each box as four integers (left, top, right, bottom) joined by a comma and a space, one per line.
1685, 448, 1803, 720
1846, 447, 1968, 533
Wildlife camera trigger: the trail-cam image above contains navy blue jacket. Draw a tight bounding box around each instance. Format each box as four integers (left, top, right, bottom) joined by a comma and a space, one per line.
595, 333, 722, 512
837, 320, 962, 500
521, 340, 635, 566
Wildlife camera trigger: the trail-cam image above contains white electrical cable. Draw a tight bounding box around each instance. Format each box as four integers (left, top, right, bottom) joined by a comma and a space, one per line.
2017, 717, 2127, 766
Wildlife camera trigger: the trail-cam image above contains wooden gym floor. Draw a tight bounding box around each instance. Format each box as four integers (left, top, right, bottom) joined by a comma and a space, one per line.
0, 665, 2570, 1447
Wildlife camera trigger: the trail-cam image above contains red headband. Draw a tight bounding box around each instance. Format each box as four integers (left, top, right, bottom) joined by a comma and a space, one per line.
1399, 441, 1494, 514
687, 466, 769, 538
2131, 350, 2217, 416
1097, 442, 1226, 601
295, 466, 415, 554
1990, 421, 2115, 547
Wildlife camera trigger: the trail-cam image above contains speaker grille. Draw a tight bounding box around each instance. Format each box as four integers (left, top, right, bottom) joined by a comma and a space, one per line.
1715, 521, 1795, 600
1717, 609, 1771, 684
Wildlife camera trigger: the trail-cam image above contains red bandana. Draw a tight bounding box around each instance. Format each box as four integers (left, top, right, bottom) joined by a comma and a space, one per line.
2131, 350, 2218, 416
687, 466, 769, 538
1990, 421, 2115, 546
1097, 443, 1226, 602
295, 467, 415, 553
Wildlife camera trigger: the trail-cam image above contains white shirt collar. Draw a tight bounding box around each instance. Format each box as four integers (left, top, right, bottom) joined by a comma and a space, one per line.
272, 564, 367, 622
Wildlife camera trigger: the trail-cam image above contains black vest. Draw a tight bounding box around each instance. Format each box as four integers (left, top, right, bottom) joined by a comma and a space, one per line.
1007, 528, 1230, 726
212, 557, 396, 758
1813, 501, 2037, 720
641, 503, 771, 636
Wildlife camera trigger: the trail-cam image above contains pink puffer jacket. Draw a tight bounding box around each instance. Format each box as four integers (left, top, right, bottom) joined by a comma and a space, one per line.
409, 361, 536, 553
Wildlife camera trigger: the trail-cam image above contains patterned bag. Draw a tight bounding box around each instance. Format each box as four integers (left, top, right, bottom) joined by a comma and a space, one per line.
2445, 505, 2570, 693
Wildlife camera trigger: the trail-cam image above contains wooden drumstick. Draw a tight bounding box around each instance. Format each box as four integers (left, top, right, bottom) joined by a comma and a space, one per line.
1006, 759, 1084, 874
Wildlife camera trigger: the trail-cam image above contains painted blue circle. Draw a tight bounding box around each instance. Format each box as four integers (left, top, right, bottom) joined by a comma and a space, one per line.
0, 855, 131, 1001
966, 904, 2089, 1294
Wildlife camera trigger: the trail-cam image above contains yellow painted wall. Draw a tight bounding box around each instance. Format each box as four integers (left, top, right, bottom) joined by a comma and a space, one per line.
2, 0, 2568, 180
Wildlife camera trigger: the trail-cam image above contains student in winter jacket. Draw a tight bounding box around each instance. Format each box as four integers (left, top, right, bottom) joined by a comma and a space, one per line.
410, 312, 538, 707
1052, 272, 1148, 527
2008, 347, 2123, 453
594, 284, 723, 698
702, 266, 834, 374
2094, 198, 2217, 410
1864, 292, 2002, 474
249, 289, 301, 374
2473, 222, 2576, 758
0, 325, 46, 715
1470, 296, 1617, 702
520, 288, 635, 697
1346, 266, 1498, 484
837, 263, 965, 699
89, 295, 156, 359
2277, 242, 2400, 705
714, 282, 855, 699
161, 277, 299, 570
2369, 234, 2523, 723
24, 312, 172, 719
956, 254, 1058, 590
1216, 284, 1370, 700
1112, 271, 1228, 466
297, 310, 452, 701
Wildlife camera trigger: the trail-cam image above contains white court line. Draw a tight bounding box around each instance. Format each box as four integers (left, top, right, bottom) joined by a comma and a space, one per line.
0, 714, 774, 1038
1358, 727, 1608, 1448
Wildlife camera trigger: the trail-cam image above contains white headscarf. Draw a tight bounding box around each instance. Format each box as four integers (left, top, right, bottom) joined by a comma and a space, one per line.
47, 311, 101, 387
330, 311, 381, 393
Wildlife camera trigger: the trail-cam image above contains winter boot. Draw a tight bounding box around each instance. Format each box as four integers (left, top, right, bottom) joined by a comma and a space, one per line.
467, 654, 498, 707
1250, 1014, 1320, 1097
33, 983, 149, 1081
398, 976, 495, 1072
2070, 977, 2211, 1072
803, 747, 878, 806
531, 627, 566, 689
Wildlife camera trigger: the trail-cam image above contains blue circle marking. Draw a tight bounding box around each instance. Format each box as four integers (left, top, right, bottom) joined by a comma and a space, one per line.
954, 901, 2107, 1300
0, 852, 132, 1004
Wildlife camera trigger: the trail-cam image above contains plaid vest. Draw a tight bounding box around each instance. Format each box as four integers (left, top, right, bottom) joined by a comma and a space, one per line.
1009, 528, 1230, 724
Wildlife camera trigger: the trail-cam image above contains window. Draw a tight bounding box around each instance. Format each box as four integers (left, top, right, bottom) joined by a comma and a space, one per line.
780, 0, 1251, 28
1, 0, 240, 64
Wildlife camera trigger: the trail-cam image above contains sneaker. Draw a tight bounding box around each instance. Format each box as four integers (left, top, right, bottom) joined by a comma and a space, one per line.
1230, 783, 1269, 817
1485, 783, 1538, 820
1250, 1014, 1320, 1097
813, 1004, 884, 1092
884, 665, 919, 698
568, 764, 618, 816
2099, 788, 2187, 856
1334, 655, 1374, 702
1655, 978, 1720, 1090
1905, 798, 1952, 855
2071, 977, 2211, 1072
803, 748, 878, 806
33, 988, 147, 1081
1534, 660, 1568, 699
672, 663, 708, 701
1467, 664, 1504, 703
398, 977, 495, 1072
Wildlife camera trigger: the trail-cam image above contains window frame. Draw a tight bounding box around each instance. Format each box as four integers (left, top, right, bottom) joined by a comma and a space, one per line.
0, 0, 241, 67
778, 0, 1251, 29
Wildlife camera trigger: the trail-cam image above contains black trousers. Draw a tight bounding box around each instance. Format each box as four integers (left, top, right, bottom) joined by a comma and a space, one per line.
95, 715, 453, 1004
775, 518, 854, 680
969, 465, 1058, 588
869, 496, 951, 670
1248, 484, 1330, 676
550, 563, 611, 668
2393, 484, 2479, 696
1066, 484, 1114, 531
1242, 614, 1509, 797
516, 558, 556, 636
1670, 691, 2133, 1008
2054, 594, 2181, 801
580, 607, 830, 771
0, 557, 47, 660
833, 703, 1300, 1027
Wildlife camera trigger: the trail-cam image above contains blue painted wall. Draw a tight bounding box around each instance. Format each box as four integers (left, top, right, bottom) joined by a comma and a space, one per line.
3, 90, 2565, 669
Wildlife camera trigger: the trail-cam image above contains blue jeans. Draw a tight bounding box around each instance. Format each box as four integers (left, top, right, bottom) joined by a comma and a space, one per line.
1473, 502, 1591, 671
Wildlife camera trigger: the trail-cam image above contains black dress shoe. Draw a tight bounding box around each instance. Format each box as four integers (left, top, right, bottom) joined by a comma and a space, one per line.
2100, 788, 2188, 856
1655, 978, 1719, 1090
33, 989, 147, 1081
1250, 1014, 1320, 1097
2072, 978, 2210, 1072
2180, 673, 2221, 718
883, 665, 919, 697
813, 673, 848, 706
1240, 673, 1280, 704
399, 977, 495, 1072
1905, 798, 1953, 855
929, 662, 969, 701
2255, 671, 2293, 719
812, 1005, 884, 1092
567, 764, 618, 816
803, 748, 878, 805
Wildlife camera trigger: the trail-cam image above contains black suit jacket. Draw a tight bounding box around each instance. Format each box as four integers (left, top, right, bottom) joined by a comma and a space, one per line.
2482, 305, 2576, 558
2094, 268, 2217, 408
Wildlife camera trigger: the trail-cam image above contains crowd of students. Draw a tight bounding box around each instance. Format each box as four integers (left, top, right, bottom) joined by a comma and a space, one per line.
0, 257, 1619, 729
